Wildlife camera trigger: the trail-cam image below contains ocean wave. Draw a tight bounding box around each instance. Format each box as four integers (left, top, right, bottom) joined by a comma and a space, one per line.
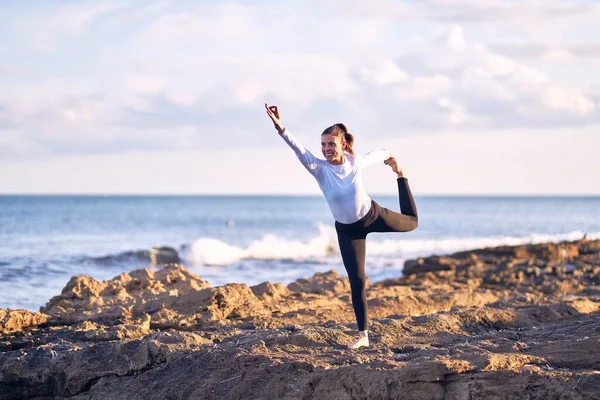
367, 230, 598, 256
185, 224, 338, 265
86, 250, 150, 265
184, 229, 598, 266
83, 246, 181, 266
70, 230, 597, 268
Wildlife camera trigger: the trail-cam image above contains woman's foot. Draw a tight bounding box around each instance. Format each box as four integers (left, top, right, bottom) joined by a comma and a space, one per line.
348, 330, 369, 349
384, 156, 404, 178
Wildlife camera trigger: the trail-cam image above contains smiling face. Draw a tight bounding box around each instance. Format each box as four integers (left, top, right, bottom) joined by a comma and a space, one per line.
321, 133, 346, 165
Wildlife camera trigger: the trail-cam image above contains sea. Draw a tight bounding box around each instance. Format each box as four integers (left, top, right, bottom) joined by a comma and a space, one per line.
1, 195, 599, 311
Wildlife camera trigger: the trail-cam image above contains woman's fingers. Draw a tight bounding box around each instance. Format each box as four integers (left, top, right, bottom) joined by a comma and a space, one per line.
265, 104, 274, 118
265, 108, 275, 121
265, 104, 280, 119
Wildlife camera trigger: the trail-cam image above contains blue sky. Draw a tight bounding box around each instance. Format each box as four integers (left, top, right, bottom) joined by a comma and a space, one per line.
1, 0, 599, 194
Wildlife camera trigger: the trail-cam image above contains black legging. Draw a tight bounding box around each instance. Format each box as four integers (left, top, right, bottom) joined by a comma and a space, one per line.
334, 177, 418, 331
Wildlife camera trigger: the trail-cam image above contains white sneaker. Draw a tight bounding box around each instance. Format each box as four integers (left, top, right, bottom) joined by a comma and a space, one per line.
348, 331, 369, 349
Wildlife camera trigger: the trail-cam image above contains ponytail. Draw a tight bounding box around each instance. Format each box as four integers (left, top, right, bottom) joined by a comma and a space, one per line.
322, 123, 355, 155
343, 132, 354, 155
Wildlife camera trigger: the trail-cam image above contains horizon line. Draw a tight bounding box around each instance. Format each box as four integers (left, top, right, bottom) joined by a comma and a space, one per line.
1, 193, 599, 198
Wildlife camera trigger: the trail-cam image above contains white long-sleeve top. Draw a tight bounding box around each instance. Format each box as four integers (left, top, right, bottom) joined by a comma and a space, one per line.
280, 129, 391, 224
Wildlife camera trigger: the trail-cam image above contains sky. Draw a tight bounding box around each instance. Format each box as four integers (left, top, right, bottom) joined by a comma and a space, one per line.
0, 0, 599, 195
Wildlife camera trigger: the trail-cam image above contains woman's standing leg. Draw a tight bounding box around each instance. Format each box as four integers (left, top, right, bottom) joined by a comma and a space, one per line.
336, 230, 370, 348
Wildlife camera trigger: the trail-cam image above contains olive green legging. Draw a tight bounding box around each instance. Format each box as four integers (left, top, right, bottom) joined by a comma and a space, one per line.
334, 178, 418, 331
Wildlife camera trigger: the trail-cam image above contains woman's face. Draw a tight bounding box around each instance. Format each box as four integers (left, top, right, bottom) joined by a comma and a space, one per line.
321, 133, 345, 165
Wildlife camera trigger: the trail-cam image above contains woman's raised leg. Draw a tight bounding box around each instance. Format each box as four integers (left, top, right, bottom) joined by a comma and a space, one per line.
370, 177, 418, 233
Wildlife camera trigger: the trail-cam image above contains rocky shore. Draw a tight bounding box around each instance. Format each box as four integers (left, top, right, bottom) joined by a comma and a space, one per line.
1, 238, 599, 399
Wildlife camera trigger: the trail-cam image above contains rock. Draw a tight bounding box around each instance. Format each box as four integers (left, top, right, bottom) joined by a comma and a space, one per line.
251, 282, 290, 298
287, 270, 363, 295
0, 309, 48, 334
149, 246, 181, 266
403, 255, 464, 275
42, 264, 210, 324
0, 239, 599, 400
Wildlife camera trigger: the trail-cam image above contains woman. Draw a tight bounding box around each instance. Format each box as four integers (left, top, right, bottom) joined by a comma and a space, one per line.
265, 103, 418, 349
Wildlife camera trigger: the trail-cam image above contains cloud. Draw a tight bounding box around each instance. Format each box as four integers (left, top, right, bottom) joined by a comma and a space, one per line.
17, 2, 126, 51
359, 60, 409, 85
337, 0, 600, 23
1, 2, 599, 159
397, 26, 597, 122
491, 43, 600, 60
541, 86, 597, 115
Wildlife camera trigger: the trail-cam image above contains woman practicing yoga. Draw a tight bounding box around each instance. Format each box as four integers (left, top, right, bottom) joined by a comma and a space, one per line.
265, 103, 418, 349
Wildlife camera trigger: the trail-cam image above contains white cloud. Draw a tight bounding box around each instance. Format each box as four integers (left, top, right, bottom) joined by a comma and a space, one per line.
339, 0, 600, 24
395, 74, 455, 100
1, 1, 600, 194
474, 45, 516, 76
444, 24, 466, 50
359, 59, 409, 85
505, 66, 550, 85
461, 68, 516, 102
438, 98, 470, 124
1, 1, 598, 161
126, 75, 165, 95
492, 43, 600, 61
127, 6, 361, 107
401, 25, 597, 122
19, 2, 126, 51
542, 86, 597, 115
540, 49, 575, 62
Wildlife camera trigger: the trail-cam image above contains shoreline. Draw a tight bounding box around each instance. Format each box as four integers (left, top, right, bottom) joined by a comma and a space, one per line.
3, 230, 598, 313
1, 237, 599, 399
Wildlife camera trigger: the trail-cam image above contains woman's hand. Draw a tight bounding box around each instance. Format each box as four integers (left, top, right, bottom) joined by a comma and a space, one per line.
265, 103, 285, 133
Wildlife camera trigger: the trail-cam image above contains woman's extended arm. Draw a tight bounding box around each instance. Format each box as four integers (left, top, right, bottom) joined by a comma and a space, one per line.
265, 103, 322, 177
359, 149, 392, 168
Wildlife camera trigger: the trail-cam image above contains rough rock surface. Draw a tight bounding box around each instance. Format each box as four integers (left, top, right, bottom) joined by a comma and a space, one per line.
42, 263, 211, 324
0, 310, 47, 335
1, 238, 599, 399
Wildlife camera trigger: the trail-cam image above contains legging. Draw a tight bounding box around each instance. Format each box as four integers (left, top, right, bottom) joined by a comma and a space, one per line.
334, 177, 418, 331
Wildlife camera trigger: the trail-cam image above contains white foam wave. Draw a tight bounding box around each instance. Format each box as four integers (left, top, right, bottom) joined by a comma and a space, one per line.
186, 229, 598, 266
189, 238, 245, 265
188, 224, 338, 265
367, 231, 598, 256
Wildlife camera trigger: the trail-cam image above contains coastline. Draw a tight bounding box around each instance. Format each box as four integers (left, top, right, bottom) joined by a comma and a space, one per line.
1, 237, 599, 399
